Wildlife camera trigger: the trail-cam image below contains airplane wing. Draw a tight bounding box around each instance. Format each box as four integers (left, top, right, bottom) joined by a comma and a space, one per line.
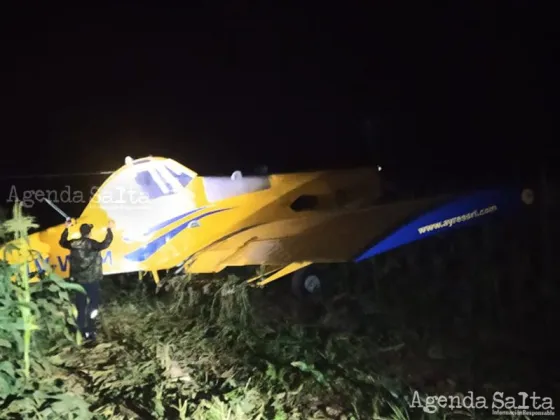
184, 187, 532, 278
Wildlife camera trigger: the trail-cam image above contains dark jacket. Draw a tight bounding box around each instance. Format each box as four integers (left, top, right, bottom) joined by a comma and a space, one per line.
59, 228, 113, 283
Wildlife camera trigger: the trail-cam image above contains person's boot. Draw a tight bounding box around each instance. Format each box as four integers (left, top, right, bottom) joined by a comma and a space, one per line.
83, 331, 97, 346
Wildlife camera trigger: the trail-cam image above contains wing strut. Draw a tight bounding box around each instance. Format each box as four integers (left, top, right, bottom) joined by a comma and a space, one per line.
247, 261, 313, 287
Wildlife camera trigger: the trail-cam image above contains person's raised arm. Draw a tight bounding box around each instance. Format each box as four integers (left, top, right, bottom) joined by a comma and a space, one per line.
59, 219, 72, 249
91, 221, 114, 251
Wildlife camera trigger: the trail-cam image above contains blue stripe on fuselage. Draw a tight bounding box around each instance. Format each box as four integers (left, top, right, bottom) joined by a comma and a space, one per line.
124, 208, 232, 262
354, 187, 524, 262
123, 207, 206, 241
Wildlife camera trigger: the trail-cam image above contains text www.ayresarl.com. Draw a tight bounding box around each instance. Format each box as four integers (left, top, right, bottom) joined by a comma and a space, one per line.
417, 205, 498, 234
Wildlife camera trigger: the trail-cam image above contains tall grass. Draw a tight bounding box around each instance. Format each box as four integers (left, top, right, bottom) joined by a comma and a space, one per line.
56, 214, 555, 419
1, 197, 557, 419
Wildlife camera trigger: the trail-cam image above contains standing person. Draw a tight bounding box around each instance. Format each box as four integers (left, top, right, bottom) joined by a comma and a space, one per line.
59, 219, 114, 341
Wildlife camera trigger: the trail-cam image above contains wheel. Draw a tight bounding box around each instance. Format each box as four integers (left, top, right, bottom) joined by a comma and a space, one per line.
291, 264, 335, 301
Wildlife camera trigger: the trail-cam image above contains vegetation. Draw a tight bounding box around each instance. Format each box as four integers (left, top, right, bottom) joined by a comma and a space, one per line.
0, 202, 90, 418
0, 201, 558, 419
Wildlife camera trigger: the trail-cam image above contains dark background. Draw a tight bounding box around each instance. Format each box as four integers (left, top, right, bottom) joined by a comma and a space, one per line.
1, 3, 556, 226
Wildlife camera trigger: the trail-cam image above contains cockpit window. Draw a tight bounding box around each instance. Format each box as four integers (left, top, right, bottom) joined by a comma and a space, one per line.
135, 170, 171, 199
166, 163, 192, 187
134, 164, 193, 199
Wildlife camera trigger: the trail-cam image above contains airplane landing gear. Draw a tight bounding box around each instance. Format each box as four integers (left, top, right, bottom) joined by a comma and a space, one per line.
291, 264, 335, 302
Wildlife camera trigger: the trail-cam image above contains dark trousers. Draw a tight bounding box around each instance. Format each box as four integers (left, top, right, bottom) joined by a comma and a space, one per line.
74, 281, 100, 338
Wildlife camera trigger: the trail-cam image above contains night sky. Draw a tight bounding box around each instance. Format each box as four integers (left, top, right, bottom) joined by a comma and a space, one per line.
1, 3, 556, 225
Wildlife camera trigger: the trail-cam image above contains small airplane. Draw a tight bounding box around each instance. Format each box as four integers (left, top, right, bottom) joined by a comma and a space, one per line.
1, 156, 535, 297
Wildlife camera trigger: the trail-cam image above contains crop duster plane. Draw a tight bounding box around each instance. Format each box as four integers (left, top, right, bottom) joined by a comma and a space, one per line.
1, 156, 535, 297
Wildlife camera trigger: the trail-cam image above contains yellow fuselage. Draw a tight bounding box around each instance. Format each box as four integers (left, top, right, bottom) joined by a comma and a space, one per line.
1, 157, 381, 281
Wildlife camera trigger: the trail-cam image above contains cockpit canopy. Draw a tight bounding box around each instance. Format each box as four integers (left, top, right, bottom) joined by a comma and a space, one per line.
87, 157, 198, 242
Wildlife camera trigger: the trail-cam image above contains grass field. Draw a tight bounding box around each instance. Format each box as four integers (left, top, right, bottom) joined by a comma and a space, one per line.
1, 200, 559, 419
